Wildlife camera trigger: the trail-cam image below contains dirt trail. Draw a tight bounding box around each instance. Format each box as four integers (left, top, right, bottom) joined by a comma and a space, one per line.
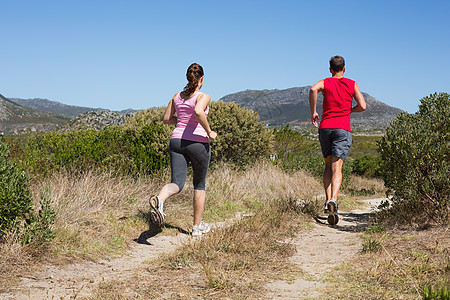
266, 198, 385, 299
1, 228, 192, 300
1, 199, 384, 299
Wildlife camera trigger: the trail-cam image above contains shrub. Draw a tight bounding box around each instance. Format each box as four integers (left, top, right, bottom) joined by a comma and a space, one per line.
20, 186, 56, 244
207, 101, 273, 166
20, 127, 133, 175
0, 139, 33, 236
378, 93, 449, 225
124, 101, 274, 167
125, 124, 170, 173
123, 106, 173, 159
272, 126, 352, 188
13, 124, 169, 177
352, 153, 382, 177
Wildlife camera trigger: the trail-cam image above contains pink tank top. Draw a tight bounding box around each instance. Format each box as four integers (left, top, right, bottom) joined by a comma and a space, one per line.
319, 77, 355, 131
171, 91, 210, 143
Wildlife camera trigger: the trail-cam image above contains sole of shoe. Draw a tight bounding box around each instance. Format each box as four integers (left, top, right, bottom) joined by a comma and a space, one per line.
328, 201, 337, 213
327, 213, 339, 225
149, 196, 164, 227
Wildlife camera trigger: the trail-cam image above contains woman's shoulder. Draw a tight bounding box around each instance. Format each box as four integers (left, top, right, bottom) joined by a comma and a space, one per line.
196, 92, 211, 100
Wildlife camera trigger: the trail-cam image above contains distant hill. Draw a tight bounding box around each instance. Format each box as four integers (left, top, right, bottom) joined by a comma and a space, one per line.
1, 96, 138, 135
0, 94, 69, 134
220, 86, 404, 130
2, 87, 403, 135
9, 98, 101, 118
57, 110, 135, 132
9, 97, 135, 118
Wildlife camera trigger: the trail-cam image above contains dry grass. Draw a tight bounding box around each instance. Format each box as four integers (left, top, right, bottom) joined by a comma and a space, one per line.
0, 161, 322, 296
3, 160, 395, 298
347, 175, 386, 197
0, 169, 160, 291
322, 227, 449, 299
32, 170, 159, 261
0, 231, 33, 292
334, 175, 386, 212
89, 161, 323, 299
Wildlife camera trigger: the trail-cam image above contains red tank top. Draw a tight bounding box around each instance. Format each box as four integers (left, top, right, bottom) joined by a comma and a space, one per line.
319, 77, 355, 131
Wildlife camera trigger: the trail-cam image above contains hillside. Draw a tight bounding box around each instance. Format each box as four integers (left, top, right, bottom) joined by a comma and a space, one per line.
0, 94, 69, 134
2, 87, 403, 135
10, 97, 136, 118
220, 87, 404, 130
9, 98, 101, 118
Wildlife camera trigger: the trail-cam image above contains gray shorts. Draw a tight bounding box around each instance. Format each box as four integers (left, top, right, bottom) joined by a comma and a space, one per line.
318, 129, 352, 161
169, 139, 211, 191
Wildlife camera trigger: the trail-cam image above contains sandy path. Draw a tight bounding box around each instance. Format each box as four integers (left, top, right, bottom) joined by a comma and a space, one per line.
266, 198, 385, 299
1, 228, 191, 300
1, 199, 384, 299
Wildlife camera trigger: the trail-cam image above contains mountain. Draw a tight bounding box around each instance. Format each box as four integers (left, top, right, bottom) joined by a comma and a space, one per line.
2, 97, 138, 134
9, 97, 136, 118
0, 94, 69, 134
219, 86, 404, 130
57, 110, 134, 132
2, 86, 403, 135
9, 97, 101, 118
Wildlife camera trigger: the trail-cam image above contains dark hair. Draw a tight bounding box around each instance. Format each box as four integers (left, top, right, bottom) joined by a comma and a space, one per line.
180, 63, 204, 99
329, 56, 345, 72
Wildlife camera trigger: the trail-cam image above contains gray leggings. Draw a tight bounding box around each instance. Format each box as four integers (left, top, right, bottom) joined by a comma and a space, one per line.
169, 139, 211, 191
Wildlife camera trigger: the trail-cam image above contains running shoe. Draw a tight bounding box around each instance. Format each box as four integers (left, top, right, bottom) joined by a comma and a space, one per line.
327, 198, 338, 213
149, 195, 165, 227
192, 221, 210, 237
324, 200, 330, 213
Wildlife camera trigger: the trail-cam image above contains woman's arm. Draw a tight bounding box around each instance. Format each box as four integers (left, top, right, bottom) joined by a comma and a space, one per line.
194, 93, 217, 141
163, 93, 178, 124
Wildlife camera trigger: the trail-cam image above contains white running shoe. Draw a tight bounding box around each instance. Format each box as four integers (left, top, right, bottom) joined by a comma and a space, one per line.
149, 195, 166, 227
192, 221, 210, 237
324, 200, 330, 213
327, 199, 338, 213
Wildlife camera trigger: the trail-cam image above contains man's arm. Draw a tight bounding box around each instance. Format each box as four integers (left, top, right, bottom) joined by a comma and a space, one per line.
309, 80, 324, 128
351, 82, 367, 113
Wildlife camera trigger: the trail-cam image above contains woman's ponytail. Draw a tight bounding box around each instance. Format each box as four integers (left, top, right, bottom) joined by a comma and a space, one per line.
180, 63, 204, 99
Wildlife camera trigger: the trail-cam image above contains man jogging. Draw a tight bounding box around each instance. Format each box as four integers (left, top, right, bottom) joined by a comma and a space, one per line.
309, 56, 366, 216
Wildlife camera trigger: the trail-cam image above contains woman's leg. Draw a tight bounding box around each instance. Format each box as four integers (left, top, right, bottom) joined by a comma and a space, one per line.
185, 141, 211, 226
158, 183, 180, 203
161, 139, 188, 202
193, 189, 206, 226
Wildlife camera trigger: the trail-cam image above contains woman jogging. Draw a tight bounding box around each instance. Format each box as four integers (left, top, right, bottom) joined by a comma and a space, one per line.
149, 63, 217, 236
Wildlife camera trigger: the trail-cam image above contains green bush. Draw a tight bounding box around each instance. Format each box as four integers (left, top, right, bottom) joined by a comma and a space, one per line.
378, 93, 449, 225
272, 125, 308, 162
0, 139, 33, 236
12, 124, 169, 177
123, 106, 173, 159
19, 127, 132, 175
208, 101, 273, 166
126, 124, 170, 173
273, 126, 352, 188
124, 101, 273, 167
352, 153, 382, 177
20, 186, 56, 244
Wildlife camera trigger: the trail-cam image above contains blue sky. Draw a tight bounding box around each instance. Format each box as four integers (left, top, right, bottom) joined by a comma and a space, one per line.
1, 0, 448, 113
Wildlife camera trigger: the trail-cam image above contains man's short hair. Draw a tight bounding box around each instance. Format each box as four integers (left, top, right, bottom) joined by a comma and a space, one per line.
329, 56, 345, 72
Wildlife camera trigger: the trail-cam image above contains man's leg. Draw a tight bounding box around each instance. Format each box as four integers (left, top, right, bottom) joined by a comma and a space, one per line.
330, 156, 344, 201
323, 155, 332, 201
